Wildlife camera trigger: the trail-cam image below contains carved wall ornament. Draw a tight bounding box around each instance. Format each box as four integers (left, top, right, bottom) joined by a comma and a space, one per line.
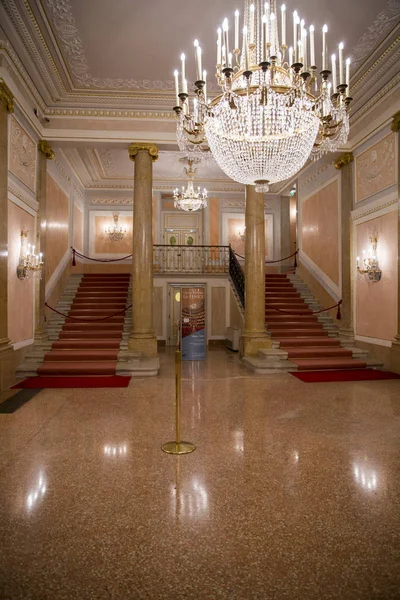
0, 78, 14, 112
391, 110, 400, 133
356, 133, 395, 202
9, 116, 36, 192
334, 153, 354, 170
38, 140, 55, 160
91, 198, 133, 205
128, 143, 159, 162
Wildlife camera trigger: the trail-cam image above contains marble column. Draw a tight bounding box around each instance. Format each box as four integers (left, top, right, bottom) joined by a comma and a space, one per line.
240, 185, 272, 357
128, 143, 158, 358
390, 111, 400, 373
334, 152, 355, 347
0, 79, 15, 388
34, 141, 55, 342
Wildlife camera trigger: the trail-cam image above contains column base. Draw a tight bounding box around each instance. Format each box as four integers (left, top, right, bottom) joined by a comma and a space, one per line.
128, 332, 158, 358
34, 329, 49, 344
390, 337, 400, 374
0, 338, 15, 390
240, 331, 272, 358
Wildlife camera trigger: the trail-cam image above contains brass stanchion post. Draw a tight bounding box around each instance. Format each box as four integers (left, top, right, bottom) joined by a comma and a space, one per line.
162, 322, 196, 455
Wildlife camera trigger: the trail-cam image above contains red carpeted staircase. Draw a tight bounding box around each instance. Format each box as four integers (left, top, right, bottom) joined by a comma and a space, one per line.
38, 273, 130, 376
265, 273, 367, 371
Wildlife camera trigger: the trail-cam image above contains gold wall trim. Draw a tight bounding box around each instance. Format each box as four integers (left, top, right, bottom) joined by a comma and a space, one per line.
38, 139, 55, 160
334, 153, 354, 170
128, 143, 159, 162
391, 110, 400, 133
0, 78, 14, 112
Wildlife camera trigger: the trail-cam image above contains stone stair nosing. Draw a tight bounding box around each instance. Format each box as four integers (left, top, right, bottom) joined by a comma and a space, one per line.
16, 274, 83, 378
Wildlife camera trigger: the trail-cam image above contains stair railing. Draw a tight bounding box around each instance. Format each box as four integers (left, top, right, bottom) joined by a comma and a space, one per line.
229, 246, 245, 308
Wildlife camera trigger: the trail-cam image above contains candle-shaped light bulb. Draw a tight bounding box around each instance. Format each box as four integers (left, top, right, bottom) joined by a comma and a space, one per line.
217, 28, 222, 65
223, 18, 230, 63
346, 57, 351, 95
174, 69, 179, 104
243, 26, 249, 71
322, 25, 328, 70
293, 11, 298, 62
298, 39, 302, 65
309, 25, 315, 67
281, 4, 286, 47
182, 77, 188, 95
262, 14, 267, 61
288, 45, 293, 66
203, 69, 207, 102
303, 29, 307, 70
250, 4, 255, 45
270, 12, 276, 55
338, 42, 344, 85
234, 10, 240, 50
32, 245, 35, 255
228, 52, 232, 68
180, 53, 186, 84
331, 54, 337, 90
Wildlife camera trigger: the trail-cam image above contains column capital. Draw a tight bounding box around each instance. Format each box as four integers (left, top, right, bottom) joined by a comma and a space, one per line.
0, 78, 14, 113
334, 152, 354, 170
391, 110, 400, 133
38, 140, 55, 160
128, 143, 158, 162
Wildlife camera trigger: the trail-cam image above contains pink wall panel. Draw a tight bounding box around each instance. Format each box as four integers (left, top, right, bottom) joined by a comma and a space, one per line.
301, 180, 339, 286
45, 175, 70, 281
356, 211, 398, 341
8, 202, 35, 344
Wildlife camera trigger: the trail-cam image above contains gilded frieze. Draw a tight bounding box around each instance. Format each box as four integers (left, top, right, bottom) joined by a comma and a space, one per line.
356, 132, 396, 203
9, 116, 36, 192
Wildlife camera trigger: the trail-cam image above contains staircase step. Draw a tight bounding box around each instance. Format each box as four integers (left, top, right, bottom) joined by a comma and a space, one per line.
44, 349, 119, 362
284, 347, 353, 358
267, 322, 323, 329
277, 337, 341, 347
52, 340, 121, 350
38, 361, 117, 376
67, 309, 127, 316
59, 331, 123, 339
292, 357, 368, 371
71, 302, 127, 308
266, 315, 318, 322
62, 322, 124, 330
269, 329, 328, 337
75, 291, 129, 298
265, 296, 303, 303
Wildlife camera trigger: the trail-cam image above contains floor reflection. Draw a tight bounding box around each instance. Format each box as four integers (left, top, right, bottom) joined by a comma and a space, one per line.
26, 471, 47, 511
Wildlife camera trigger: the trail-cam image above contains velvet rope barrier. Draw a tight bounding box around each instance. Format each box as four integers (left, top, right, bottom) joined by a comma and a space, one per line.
234, 249, 298, 266
71, 247, 133, 264
45, 302, 132, 322
265, 299, 342, 320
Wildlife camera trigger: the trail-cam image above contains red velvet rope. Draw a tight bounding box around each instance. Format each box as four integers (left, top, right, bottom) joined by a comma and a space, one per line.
234, 249, 299, 264
72, 247, 133, 263
265, 299, 342, 320
45, 302, 132, 322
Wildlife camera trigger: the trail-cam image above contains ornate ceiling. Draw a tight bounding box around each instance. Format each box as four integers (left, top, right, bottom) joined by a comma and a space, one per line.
0, 0, 399, 195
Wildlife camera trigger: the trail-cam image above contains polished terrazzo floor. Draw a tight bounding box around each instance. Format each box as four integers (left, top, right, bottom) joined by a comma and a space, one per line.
1, 349, 400, 599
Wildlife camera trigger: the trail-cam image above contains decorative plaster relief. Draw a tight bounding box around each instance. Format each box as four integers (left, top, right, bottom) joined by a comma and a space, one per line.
91, 198, 133, 205
350, 0, 400, 71
9, 116, 36, 192
356, 132, 396, 203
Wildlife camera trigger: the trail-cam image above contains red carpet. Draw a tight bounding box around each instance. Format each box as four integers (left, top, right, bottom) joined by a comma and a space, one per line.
291, 369, 400, 383
12, 376, 131, 389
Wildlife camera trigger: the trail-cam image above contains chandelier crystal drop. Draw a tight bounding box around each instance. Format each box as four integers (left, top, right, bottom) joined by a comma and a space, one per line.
173, 159, 208, 212
104, 212, 127, 242
173, 0, 352, 191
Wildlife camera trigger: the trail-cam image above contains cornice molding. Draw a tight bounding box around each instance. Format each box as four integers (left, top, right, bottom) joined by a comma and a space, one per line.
45, 108, 175, 119
334, 153, 354, 170
91, 198, 133, 205
351, 196, 398, 221
351, 73, 400, 125
0, 42, 46, 112
0, 77, 14, 112
128, 143, 159, 162
8, 183, 39, 212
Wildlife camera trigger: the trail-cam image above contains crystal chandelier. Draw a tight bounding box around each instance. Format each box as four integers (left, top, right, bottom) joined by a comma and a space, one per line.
17, 229, 44, 280
104, 212, 127, 242
173, 158, 208, 212
173, 0, 351, 191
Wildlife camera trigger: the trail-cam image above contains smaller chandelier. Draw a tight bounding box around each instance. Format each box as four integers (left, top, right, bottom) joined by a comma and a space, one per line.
17, 229, 43, 280
173, 158, 208, 212
105, 212, 127, 242
357, 236, 382, 283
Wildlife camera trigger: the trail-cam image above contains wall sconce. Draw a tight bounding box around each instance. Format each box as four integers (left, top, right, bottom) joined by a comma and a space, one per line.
237, 227, 246, 242
104, 212, 127, 242
357, 236, 382, 282
17, 229, 43, 280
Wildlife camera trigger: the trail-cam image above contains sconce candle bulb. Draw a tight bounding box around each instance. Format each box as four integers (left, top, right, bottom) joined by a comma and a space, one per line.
357, 236, 382, 282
